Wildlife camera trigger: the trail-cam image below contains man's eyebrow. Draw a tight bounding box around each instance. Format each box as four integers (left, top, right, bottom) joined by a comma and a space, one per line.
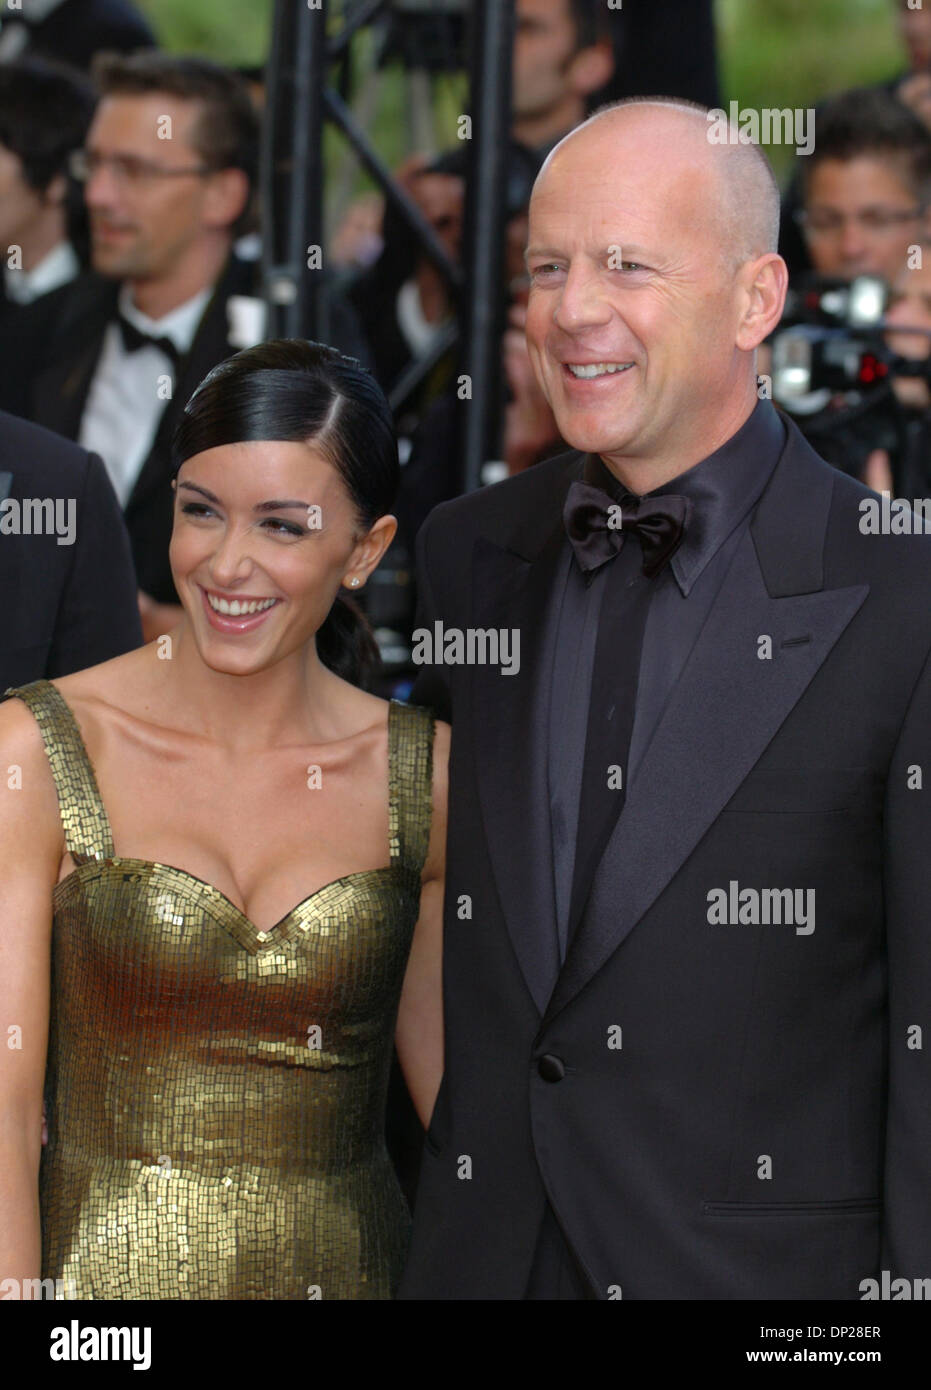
523, 243, 653, 268
176, 482, 313, 511
524, 246, 562, 266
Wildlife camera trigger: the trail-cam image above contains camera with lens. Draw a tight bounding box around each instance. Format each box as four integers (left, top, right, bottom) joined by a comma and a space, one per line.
767, 273, 931, 494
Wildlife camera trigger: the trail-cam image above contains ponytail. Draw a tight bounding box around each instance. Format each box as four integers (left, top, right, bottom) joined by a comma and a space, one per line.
316, 590, 381, 689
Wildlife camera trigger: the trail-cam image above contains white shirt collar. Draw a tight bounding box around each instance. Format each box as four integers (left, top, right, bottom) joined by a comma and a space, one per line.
4, 240, 79, 305
117, 282, 213, 354
395, 277, 450, 357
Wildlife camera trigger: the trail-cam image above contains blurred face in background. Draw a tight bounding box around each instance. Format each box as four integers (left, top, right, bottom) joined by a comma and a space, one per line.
884, 252, 931, 407
801, 156, 928, 284
512, 0, 579, 123
82, 92, 235, 283
0, 141, 63, 262
898, 0, 931, 74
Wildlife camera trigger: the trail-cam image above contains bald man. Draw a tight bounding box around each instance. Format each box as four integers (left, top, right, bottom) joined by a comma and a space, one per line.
401, 98, 931, 1300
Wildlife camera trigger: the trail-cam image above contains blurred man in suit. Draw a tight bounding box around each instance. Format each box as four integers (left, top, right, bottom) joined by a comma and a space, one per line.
0, 53, 259, 639
0, 409, 141, 690
401, 98, 931, 1299
0, 52, 370, 640
0, 58, 95, 318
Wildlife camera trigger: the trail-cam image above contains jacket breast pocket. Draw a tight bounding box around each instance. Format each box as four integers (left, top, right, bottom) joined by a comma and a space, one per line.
721, 767, 880, 816
703, 1198, 880, 1218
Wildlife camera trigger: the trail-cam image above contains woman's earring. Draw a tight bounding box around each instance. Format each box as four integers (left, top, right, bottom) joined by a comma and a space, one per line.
350, 577, 360, 587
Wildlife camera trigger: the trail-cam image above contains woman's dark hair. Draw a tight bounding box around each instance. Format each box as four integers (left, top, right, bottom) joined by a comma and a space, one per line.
172, 339, 400, 689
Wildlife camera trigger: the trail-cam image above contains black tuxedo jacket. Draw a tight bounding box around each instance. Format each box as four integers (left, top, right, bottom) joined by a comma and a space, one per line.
0, 257, 373, 604
0, 256, 263, 604
0, 410, 141, 688
400, 414, 931, 1299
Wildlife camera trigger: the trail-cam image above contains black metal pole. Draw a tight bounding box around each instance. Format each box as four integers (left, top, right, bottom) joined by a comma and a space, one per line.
262, 0, 327, 341
459, 0, 514, 493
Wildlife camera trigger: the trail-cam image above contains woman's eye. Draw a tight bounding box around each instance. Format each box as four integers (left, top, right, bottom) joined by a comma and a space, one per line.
181, 502, 215, 519
261, 517, 305, 537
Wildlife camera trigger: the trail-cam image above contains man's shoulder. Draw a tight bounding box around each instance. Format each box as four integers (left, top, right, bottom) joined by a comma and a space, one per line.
421, 448, 580, 541
0, 410, 95, 486
0, 272, 115, 354
786, 423, 931, 589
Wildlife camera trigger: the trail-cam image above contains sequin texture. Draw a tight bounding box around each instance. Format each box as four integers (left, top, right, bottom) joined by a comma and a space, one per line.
3, 679, 435, 1300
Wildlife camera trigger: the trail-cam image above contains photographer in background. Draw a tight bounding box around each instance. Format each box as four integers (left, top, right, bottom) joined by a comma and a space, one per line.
771, 89, 931, 494
795, 87, 931, 286
860, 249, 931, 496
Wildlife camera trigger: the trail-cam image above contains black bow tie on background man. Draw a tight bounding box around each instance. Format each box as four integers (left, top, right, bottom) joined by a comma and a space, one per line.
562, 468, 692, 945
116, 313, 181, 367
563, 478, 691, 580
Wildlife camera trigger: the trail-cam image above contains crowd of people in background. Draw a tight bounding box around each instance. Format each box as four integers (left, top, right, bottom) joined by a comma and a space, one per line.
1, 0, 930, 687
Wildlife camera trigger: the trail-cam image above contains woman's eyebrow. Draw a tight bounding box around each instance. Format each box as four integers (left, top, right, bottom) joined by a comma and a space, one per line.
176, 482, 312, 511
254, 499, 314, 512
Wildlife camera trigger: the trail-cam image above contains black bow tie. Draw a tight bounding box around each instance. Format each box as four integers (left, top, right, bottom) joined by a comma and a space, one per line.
116, 313, 181, 366
563, 478, 691, 579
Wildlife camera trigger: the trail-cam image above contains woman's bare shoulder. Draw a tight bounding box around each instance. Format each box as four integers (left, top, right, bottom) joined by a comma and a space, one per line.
49, 645, 151, 709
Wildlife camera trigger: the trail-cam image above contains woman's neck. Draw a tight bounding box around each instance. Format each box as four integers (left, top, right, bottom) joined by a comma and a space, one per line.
157, 620, 349, 753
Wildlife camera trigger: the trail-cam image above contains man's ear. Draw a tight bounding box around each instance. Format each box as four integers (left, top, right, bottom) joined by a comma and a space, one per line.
568, 40, 615, 100
736, 253, 789, 352
203, 167, 251, 233
43, 172, 67, 208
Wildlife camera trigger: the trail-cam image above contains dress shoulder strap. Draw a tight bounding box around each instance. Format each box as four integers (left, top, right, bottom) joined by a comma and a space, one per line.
1, 679, 114, 860
387, 698, 436, 879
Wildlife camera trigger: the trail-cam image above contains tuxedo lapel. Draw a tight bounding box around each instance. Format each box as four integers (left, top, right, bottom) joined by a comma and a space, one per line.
540, 422, 869, 1030
471, 453, 583, 1013
31, 337, 100, 441
28, 274, 116, 441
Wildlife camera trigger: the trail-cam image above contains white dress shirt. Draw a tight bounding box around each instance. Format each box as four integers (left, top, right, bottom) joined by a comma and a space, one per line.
3, 239, 79, 304
78, 284, 211, 508
395, 277, 451, 357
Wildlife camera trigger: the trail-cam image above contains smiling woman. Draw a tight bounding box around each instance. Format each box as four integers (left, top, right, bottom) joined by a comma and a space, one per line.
170, 338, 400, 687
0, 338, 450, 1300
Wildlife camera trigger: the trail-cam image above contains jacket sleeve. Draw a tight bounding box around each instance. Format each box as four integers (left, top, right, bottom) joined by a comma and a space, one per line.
45, 450, 143, 677
880, 637, 931, 1280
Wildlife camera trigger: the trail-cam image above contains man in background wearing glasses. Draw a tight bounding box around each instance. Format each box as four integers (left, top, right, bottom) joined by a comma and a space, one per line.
0, 53, 262, 641
794, 86, 931, 288
785, 87, 931, 497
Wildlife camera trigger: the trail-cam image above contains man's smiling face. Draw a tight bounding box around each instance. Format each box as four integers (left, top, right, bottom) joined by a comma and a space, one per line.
524, 108, 756, 476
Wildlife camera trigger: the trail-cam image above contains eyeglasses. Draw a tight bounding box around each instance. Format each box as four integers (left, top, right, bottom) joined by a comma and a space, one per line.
794, 206, 925, 238
68, 149, 213, 187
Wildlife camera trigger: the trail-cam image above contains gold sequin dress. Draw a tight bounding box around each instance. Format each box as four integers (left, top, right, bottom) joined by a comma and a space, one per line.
3, 679, 435, 1301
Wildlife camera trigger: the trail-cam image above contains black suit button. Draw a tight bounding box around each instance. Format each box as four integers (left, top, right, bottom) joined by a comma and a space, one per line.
538, 1054, 565, 1082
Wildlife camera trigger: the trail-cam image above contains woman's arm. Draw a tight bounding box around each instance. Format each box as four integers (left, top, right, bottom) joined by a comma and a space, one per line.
0, 701, 61, 1292
395, 719, 449, 1130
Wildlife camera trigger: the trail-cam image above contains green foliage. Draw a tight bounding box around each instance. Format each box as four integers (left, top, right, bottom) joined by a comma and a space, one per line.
138, 0, 909, 183
135, 0, 272, 65
717, 0, 904, 178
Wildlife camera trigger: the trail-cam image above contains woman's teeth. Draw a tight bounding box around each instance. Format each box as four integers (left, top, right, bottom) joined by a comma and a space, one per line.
207, 593, 277, 616
568, 362, 633, 378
